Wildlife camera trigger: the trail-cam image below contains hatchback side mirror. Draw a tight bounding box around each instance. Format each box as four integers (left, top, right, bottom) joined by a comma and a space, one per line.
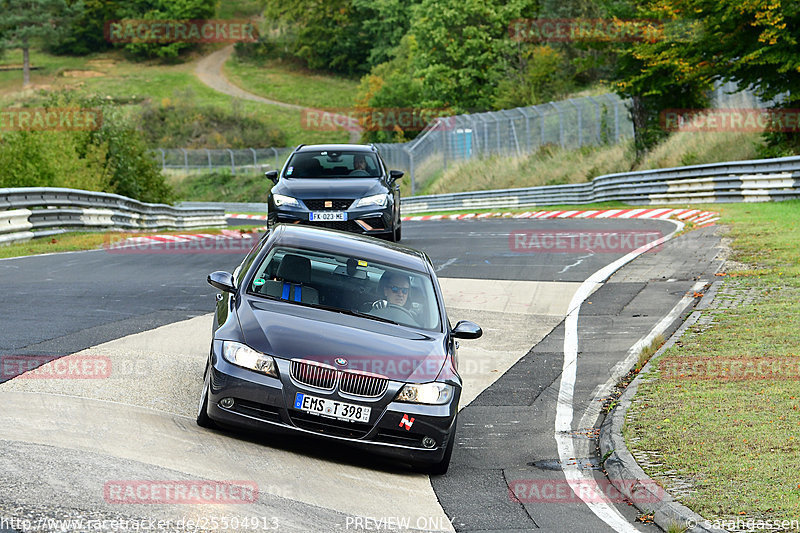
389, 170, 404, 182
208, 271, 236, 293
452, 320, 482, 339
265, 170, 279, 184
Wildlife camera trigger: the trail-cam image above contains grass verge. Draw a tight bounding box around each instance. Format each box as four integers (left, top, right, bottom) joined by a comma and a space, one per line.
423, 130, 765, 196
225, 56, 359, 109
624, 200, 800, 526
0, 227, 263, 260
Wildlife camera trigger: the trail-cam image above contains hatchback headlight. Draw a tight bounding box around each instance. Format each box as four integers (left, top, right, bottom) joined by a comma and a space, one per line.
395, 382, 453, 405
273, 194, 300, 207
355, 194, 389, 208
222, 341, 278, 377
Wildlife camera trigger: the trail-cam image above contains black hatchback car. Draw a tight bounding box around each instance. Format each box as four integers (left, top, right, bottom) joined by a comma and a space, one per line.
266, 144, 403, 241
198, 224, 482, 474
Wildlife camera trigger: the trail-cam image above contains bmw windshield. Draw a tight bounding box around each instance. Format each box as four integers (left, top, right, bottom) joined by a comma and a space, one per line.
247, 247, 441, 331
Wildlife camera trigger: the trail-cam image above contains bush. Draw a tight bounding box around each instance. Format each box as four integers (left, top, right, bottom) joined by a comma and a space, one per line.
0, 130, 111, 190
0, 93, 173, 204
137, 96, 286, 149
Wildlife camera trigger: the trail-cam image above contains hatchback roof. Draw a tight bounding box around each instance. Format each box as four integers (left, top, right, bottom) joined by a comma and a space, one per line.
295, 144, 377, 153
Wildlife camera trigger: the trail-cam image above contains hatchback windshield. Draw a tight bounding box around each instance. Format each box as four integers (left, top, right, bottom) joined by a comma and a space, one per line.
247, 247, 440, 330
285, 151, 382, 178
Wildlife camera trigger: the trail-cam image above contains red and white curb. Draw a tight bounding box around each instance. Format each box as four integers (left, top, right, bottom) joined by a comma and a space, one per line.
108, 229, 267, 248
226, 213, 268, 220
401, 208, 719, 227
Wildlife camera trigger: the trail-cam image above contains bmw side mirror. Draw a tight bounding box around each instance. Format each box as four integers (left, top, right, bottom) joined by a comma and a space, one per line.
265, 170, 279, 184
208, 271, 236, 293
452, 320, 482, 339
389, 170, 404, 182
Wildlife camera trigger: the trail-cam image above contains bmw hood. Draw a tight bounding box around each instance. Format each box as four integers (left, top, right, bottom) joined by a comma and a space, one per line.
237, 298, 447, 382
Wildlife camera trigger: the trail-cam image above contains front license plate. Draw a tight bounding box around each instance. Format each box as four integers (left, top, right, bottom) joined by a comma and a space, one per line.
310, 211, 346, 222
294, 392, 370, 423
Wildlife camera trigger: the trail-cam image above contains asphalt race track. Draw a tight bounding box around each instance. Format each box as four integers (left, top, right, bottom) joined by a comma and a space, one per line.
0, 218, 723, 533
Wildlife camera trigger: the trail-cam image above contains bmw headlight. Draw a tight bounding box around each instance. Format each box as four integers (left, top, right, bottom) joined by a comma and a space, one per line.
273, 194, 300, 207
222, 341, 278, 377
395, 382, 453, 405
355, 194, 389, 208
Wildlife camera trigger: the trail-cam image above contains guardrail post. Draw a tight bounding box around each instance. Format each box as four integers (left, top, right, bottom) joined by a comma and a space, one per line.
158, 148, 166, 171
180, 148, 188, 172
271, 147, 279, 169
206, 149, 212, 170
250, 148, 257, 171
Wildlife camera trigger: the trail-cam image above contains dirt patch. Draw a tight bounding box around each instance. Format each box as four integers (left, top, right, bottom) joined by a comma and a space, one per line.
61, 70, 105, 79
86, 59, 117, 68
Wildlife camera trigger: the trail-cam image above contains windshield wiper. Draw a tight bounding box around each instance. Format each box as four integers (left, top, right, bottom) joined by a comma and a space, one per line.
313, 303, 401, 325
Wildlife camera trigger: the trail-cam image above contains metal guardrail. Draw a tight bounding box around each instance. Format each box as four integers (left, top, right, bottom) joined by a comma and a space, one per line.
0, 188, 226, 245
399, 155, 800, 213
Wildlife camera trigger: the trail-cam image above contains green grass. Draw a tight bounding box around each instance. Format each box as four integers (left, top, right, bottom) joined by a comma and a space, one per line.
0, 48, 95, 94
0, 48, 349, 146
424, 130, 765, 196
0, 227, 262, 259
225, 56, 359, 109
168, 170, 274, 203
216, 0, 265, 19
625, 200, 800, 526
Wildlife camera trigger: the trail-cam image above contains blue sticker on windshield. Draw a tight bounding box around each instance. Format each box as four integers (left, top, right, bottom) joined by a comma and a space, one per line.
286, 166, 293, 175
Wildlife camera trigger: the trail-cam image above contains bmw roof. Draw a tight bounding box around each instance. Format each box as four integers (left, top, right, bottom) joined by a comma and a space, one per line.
269, 224, 430, 273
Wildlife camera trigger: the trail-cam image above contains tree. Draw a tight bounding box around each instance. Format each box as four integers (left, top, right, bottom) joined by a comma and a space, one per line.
0, 0, 80, 87
612, 3, 712, 157
264, 0, 373, 75
640, 0, 800, 153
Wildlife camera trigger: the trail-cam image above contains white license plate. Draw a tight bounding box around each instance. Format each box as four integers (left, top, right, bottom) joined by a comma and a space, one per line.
310, 211, 347, 221
293, 392, 370, 423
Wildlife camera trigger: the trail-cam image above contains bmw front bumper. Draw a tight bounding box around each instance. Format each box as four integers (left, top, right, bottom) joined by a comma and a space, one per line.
205, 344, 458, 466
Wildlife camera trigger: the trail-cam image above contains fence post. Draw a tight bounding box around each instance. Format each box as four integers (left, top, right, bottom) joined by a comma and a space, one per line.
159, 148, 166, 171
206, 149, 212, 170
180, 148, 188, 172
587, 96, 601, 144
405, 146, 415, 195
610, 94, 620, 142
550, 102, 565, 149
227, 149, 236, 175
568, 99, 582, 147
250, 148, 257, 170
271, 147, 279, 169
518, 108, 531, 154
440, 119, 448, 171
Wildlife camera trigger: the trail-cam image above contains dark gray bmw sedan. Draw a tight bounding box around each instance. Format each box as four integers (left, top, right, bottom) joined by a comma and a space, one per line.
198, 224, 482, 474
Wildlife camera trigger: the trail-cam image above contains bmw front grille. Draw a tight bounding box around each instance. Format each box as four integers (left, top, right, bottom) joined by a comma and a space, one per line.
291, 360, 389, 398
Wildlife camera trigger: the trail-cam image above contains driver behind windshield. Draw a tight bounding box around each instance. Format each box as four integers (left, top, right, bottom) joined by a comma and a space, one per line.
372, 272, 424, 326
376, 272, 409, 308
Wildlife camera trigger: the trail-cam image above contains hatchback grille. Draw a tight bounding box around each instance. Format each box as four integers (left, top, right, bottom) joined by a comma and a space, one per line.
306, 220, 364, 233
290, 360, 337, 390
339, 370, 388, 398
303, 199, 353, 210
